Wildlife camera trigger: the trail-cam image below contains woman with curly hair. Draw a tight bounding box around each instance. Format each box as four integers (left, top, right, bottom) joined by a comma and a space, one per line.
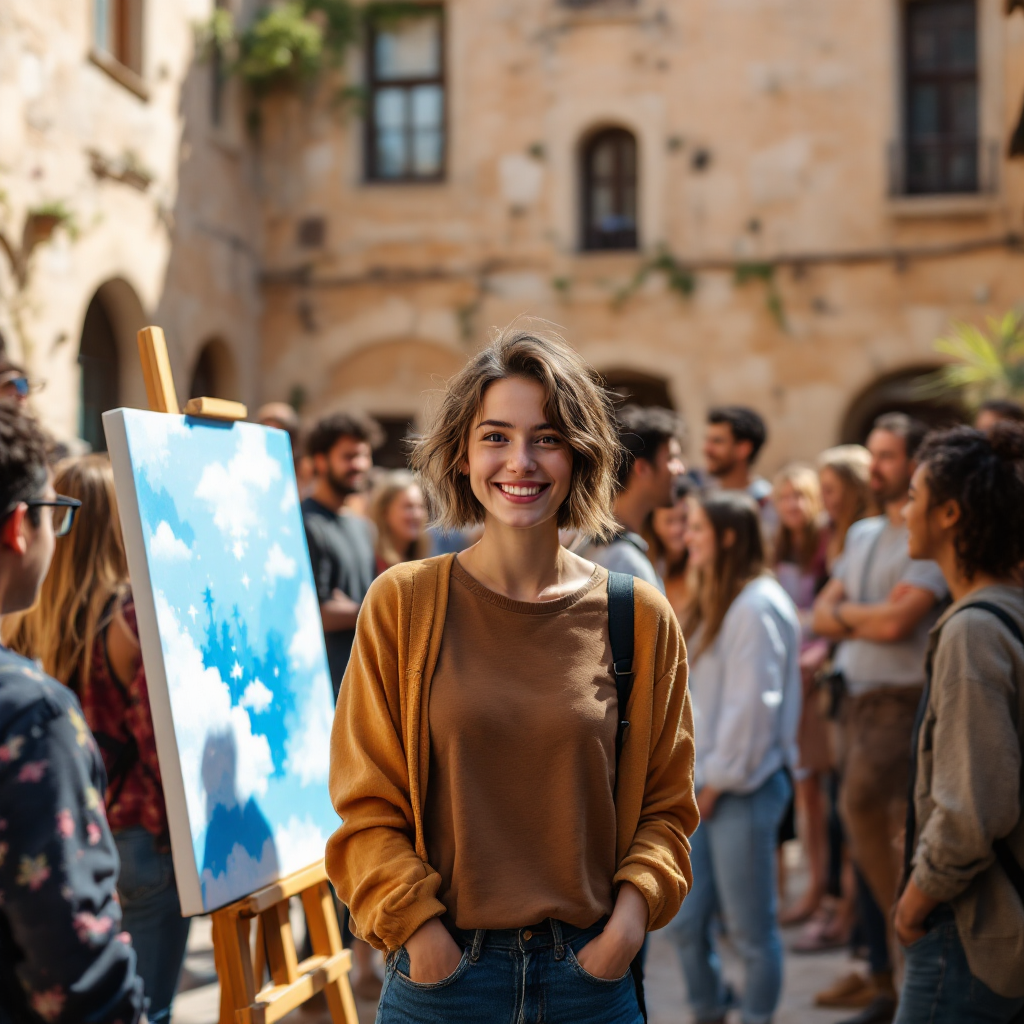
326, 323, 698, 1023
897, 422, 1024, 1023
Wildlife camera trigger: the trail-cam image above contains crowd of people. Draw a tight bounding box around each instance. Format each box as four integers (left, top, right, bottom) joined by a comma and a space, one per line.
0, 334, 1022, 1024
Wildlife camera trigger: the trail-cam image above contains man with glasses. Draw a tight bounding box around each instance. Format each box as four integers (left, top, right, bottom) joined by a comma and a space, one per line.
0, 404, 144, 1023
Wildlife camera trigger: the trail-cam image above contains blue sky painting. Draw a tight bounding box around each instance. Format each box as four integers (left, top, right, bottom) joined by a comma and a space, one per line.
103, 409, 338, 915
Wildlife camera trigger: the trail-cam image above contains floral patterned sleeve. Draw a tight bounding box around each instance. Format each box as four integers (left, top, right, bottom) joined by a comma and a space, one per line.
0, 665, 144, 1023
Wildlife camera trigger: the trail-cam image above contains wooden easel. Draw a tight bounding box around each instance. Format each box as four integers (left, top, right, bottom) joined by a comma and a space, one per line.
136, 326, 359, 1024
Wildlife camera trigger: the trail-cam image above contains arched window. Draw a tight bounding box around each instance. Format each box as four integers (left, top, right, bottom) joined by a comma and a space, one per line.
79, 292, 121, 452
582, 128, 638, 251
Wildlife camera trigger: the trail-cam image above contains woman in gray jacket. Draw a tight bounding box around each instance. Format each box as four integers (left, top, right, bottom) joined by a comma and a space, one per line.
897, 423, 1024, 1023
668, 491, 801, 1024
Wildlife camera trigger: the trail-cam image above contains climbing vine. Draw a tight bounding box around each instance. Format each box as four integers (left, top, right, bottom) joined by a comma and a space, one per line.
733, 261, 786, 329
197, 1, 432, 98
611, 248, 695, 309
560, 246, 788, 328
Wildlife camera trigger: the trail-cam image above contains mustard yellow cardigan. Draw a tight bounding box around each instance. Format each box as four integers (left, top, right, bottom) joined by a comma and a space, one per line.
326, 554, 698, 951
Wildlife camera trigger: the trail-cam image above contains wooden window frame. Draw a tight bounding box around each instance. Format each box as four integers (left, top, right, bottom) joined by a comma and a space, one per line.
365, 6, 447, 184
90, 0, 148, 99
902, 0, 979, 195
581, 128, 639, 252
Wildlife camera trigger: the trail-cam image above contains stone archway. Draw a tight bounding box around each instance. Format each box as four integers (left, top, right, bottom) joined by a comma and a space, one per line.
309, 338, 466, 422
189, 337, 240, 402
77, 278, 148, 450
304, 338, 467, 467
79, 293, 120, 451
600, 367, 675, 410
840, 365, 967, 444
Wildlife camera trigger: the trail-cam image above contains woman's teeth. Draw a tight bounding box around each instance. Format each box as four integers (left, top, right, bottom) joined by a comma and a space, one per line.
497, 484, 543, 496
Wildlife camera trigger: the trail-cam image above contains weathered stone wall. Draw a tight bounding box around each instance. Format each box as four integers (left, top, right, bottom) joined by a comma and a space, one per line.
4, 0, 1023, 469
0, 0, 260, 441
257, 0, 1024, 471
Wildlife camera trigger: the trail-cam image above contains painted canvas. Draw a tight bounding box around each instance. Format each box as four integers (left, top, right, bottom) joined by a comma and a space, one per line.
103, 409, 338, 916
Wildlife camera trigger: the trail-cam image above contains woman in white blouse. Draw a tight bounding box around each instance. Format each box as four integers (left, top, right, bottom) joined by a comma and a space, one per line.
668, 490, 801, 1024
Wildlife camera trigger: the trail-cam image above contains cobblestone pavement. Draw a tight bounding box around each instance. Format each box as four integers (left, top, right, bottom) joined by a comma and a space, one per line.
172, 847, 866, 1024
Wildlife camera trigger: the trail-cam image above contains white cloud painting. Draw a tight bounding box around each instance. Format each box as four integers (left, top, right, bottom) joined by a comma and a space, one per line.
104, 410, 337, 915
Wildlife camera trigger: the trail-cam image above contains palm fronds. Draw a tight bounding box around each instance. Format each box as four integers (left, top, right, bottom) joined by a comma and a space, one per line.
917, 312, 1024, 407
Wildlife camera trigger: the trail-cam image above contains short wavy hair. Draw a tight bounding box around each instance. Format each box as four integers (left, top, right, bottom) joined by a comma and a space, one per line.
916, 422, 1024, 580
411, 322, 621, 540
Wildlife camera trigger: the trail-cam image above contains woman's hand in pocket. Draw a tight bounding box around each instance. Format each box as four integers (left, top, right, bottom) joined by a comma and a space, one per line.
404, 918, 463, 983
894, 878, 938, 947
576, 881, 647, 980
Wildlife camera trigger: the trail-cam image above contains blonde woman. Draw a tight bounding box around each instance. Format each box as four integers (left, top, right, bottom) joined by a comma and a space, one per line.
817, 445, 875, 570
667, 491, 801, 1024
327, 325, 697, 1023
792, 446, 876, 959
771, 465, 832, 926
3, 456, 189, 1023
370, 469, 430, 572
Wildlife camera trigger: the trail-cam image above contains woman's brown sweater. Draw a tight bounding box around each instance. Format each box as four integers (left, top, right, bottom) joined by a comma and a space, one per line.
326, 553, 698, 951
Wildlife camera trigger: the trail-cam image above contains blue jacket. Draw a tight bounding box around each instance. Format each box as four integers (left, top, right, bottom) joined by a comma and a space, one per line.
0, 646, 144, 1024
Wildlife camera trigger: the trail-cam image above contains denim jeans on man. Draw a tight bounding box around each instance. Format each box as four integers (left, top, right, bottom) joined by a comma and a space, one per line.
666, 769, 791, 1024
375, 917, 643, 1024
894, 905, 1024, 1024
114, 826, 192, 1024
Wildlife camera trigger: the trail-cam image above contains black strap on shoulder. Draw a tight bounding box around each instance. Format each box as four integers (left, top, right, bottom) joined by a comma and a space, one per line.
606, 570, 647, 1023
962, 603, 1024, 906
906, 600, 1024, 907
607, 571, 635, 780
961, 600, 1024, 646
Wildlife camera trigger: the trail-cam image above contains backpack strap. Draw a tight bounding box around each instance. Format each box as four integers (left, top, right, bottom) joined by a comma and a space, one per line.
606, 570, 648, 1023
905, 600, 1024, 907
607, 571, 635, 779
961, 603, 1024, 907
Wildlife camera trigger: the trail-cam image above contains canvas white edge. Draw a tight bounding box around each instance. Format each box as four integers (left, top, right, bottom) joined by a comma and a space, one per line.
103, 409, 205, 917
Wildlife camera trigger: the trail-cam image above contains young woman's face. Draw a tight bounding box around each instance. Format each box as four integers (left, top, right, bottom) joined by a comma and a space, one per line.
818, 466, 845, 523
386, 484, 428, 546
776, 480, 810, 533
903, 464, 946, 562
464, 377, 573, 532
652, 497, 689, 559
684, 500, 717, 570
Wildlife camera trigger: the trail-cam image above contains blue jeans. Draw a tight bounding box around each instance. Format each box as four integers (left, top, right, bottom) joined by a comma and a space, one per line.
666, 769, 791, 1024
114, 826, 191, 1024
895, 905, 1024, 1024
375, 918, 643, 1024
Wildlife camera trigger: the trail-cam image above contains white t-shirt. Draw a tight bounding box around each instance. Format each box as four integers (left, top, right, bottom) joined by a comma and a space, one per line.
833, 516, 948, 696
690, 575, 802, 794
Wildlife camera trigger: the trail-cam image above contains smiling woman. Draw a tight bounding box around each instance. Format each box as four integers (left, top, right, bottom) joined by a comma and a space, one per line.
326, 321, 700, 1024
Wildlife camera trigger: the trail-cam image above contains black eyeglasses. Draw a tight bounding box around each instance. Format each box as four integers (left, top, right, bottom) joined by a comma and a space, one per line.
21, 496, 82, 537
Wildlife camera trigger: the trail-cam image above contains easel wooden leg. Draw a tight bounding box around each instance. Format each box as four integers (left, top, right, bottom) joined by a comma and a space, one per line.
301, 882, 359, 1024
262, 900, 300, 985
213, 907, 256, 1024
210, 862, 358, 1024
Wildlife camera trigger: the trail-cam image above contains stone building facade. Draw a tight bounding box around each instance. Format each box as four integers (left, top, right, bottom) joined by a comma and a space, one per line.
3, 0, 1024, 471
0, 0, 260, 447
